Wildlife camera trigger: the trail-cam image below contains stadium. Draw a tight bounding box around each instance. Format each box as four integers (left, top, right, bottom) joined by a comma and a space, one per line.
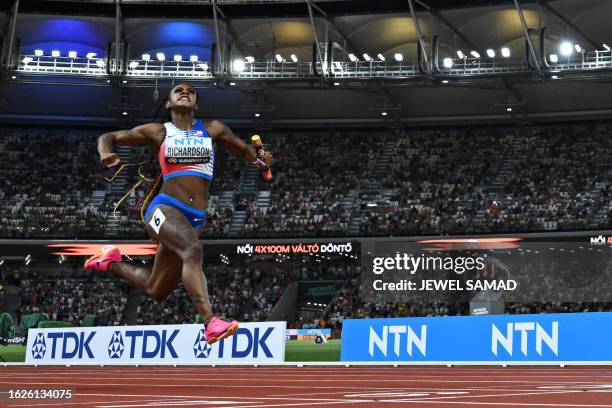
0, 0, 612, 406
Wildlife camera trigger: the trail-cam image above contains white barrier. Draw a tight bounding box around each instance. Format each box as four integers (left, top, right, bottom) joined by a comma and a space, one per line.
25, 322, 286, 365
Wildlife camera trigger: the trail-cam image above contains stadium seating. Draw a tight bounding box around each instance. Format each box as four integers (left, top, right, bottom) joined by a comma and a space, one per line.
1, 124, 609, 239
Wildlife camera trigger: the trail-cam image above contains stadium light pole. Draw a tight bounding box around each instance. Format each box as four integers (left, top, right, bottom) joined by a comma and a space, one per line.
212, 0, 225, 78
514, 0, 542, 73
114, 0, 122, 76
306, 0, 326, 77
5, 0, 20, 71
407, 0, 431, 74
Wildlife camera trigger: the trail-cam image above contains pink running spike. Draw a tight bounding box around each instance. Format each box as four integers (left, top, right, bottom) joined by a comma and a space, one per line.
205, 316, 239, 345
84, 245, 122, 272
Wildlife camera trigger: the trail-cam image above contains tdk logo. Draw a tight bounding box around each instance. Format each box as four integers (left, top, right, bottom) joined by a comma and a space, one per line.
31, 333, 47, 359
590, 235, 611, 246
193, 329, 212, 358
492, 322, 558, 356
108, 331, 125, 359
193, 327, 274, 359
368, 325, 427, 357
122, 330, 179, 359
42, 331, 96, 359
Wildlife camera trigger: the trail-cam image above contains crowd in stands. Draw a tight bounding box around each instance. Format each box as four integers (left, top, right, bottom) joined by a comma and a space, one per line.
117, 260, 292, 325
19, 272, 128, 327
1, 123, 609, 239
0, 130, 108, 238
4, 255, 612, 335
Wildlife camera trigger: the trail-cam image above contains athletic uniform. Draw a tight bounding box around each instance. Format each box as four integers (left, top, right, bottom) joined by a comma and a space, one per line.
86, 118, 239, 345
144, 120, 213, 229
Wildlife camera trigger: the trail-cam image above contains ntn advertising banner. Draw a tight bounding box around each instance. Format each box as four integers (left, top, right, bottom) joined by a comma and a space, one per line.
26, 322, 286, 365
341, 312, 612, 362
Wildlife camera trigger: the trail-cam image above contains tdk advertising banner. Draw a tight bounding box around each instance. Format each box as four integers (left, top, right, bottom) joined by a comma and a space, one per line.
341, 312, 612, 362
26, 322, 286, 365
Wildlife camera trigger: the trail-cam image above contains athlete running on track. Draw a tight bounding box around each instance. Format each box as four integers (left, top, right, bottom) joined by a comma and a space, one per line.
84, 82, 272, 344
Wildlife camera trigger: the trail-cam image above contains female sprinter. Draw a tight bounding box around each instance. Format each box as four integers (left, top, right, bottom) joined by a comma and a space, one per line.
84, 82, 272, 344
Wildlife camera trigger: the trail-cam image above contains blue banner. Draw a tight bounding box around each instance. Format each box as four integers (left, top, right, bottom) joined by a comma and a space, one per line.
341, 312, 612, 362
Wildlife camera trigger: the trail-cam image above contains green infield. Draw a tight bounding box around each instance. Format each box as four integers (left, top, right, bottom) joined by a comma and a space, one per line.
284, 339, 341, 362
0, 344, 26, 362
0, 340, 341, 363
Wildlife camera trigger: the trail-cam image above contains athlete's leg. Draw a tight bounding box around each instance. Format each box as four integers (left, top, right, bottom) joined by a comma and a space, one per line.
144, 205, 213, 323
108, 243, 182, 301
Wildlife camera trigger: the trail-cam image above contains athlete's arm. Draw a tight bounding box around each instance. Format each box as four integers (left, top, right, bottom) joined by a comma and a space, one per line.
207, 119, 273, 167
98, 123, 165, 167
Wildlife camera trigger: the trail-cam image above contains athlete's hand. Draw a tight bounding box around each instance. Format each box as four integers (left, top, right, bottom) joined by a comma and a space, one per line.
259, 150, 273, 168
100, 152, 121, 168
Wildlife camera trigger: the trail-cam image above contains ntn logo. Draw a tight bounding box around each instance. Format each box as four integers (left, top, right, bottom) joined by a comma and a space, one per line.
492, 322, 558, 356
369, 325, 427, 358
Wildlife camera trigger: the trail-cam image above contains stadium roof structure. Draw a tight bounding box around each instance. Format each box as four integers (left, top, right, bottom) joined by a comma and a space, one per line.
1, 0, 612, 125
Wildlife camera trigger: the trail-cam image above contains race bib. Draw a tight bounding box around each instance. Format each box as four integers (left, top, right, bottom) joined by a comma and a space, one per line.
165, 135, 212, 164
149, 208, 166, 234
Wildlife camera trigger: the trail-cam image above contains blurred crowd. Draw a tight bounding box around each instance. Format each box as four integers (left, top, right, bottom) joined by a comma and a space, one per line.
19, 274, 128, 327
1, 124, 608, 239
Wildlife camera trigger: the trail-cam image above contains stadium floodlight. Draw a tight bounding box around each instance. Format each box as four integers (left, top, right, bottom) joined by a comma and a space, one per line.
173, 54, 182, 62
22, 57, 33, 64
457, 50, 465, 59
198, 63, 209, 70
470, 50, 481, 58
443, 57, 453, 68
574, 44, 582, 53
142, 53, 151, 61
51, 50, 60, 57
232, 59, 246, 72
377, 53, 385, 61
394, 53, 403, 61
86, 52, 97, 59
156, 52, 166, 61
68, 51, 77, 58
549, 54, 559, 63
290, 54, 298, 62
189, 55, 198, 62
363, 53, 372, 61
486, 49, 495, 58
34, 49, 44, 56
275, 54, 284, 63
560, 41, 573, 56
129, 61, 139, 69
501, 47, 511, 58
604, 44, 611, 51
348, 53, 358, 62
245, 56, 255, 63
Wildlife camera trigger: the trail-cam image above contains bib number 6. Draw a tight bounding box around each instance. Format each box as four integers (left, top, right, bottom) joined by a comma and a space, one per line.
149, 208, 166, 234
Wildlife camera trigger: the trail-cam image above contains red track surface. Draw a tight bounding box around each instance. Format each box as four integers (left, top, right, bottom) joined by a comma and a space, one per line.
1, 366, 612, 407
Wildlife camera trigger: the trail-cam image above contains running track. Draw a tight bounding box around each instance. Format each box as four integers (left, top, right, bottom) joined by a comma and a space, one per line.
1, 366, 612, 407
